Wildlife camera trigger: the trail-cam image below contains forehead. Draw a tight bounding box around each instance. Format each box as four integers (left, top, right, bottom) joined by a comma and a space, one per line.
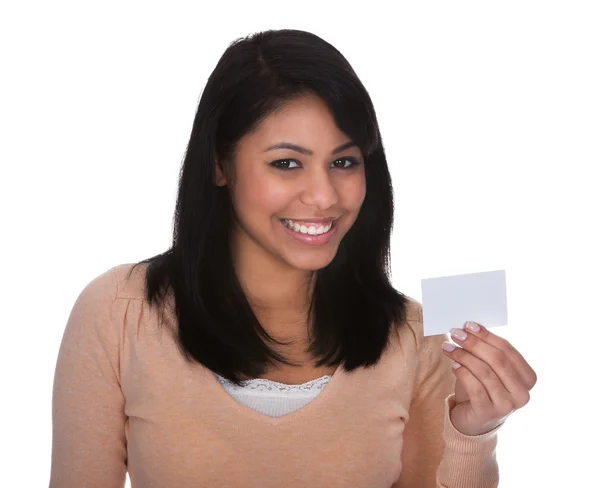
243, 94, 351, 147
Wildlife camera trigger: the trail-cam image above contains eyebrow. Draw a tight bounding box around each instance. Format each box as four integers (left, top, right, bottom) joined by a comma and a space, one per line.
263, 141, 357, 156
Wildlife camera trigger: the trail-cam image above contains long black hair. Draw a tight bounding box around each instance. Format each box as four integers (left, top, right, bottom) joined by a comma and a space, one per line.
127, 29, 410, 386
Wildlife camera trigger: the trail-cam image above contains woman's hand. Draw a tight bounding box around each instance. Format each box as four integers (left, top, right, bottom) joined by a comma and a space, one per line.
441, 321, 537, 436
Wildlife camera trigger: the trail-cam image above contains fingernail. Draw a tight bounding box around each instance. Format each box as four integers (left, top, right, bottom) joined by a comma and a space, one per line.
442, 341, 456, 352
451, 328, 467, 341
465, 321, 480, 332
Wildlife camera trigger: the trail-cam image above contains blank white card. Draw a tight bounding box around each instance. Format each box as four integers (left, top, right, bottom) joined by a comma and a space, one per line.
421, 269, 508, 337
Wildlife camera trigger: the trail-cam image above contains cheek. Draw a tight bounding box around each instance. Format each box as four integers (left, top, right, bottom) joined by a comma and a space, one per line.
232, 173, 290, 216
340, 173, 366, 210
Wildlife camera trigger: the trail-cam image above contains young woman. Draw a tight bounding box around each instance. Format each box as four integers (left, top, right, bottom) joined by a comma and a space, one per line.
50, 29, 537, 487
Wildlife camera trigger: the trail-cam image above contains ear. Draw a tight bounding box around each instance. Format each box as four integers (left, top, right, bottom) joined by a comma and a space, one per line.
215, 159, 227, 186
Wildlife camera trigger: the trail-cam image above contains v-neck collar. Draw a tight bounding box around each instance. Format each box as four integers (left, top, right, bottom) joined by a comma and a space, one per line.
205, 362, 345, 427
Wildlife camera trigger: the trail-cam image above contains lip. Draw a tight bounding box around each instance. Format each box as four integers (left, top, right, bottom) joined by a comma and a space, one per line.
279, 218, 338, 246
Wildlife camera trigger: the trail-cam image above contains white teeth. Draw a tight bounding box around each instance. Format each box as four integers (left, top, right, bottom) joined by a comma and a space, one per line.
282, 218, 333, 235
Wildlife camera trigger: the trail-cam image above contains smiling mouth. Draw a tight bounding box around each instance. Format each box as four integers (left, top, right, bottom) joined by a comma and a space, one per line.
279, 218, 338, 236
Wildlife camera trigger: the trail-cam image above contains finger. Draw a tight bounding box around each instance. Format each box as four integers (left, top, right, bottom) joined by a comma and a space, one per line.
449, 327, 531, 405
451, 359, 494, 412
462, 323, 537, 390
446, 345, 515, 414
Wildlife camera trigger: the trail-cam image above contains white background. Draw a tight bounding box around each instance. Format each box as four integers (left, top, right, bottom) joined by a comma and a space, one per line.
1, 1, 598, 486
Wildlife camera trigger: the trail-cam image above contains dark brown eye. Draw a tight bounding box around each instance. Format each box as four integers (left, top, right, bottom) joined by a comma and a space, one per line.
332, 157, 359, 169
270, 159, 300, 170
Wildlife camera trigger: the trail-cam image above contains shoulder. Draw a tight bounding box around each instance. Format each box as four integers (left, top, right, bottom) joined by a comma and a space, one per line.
110, 262, 149, 300
71, 263, 148, 321
396, 296, 424, 345
403, 297, 423, 325
396, 297, 448, 355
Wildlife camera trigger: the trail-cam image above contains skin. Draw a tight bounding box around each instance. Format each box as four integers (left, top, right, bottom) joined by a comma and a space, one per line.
215, 93, 366, 346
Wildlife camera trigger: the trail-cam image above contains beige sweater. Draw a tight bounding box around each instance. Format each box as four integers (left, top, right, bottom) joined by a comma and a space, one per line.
50, 263, 501, 487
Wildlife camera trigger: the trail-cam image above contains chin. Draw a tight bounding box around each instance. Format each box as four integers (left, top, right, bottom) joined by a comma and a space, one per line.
285, 251, 338, 272
292, 262, 331, 272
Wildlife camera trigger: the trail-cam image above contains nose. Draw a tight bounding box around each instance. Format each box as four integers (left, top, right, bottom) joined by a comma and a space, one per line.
299, 167, 338, 209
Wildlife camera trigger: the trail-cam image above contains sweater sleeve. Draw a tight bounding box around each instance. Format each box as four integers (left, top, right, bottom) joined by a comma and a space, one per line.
49, 267, 127, 488
393, 302, 501, 488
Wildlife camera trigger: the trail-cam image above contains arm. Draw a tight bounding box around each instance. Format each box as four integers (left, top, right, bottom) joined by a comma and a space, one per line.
49, 267, 127, 488
393, 303, 501, 488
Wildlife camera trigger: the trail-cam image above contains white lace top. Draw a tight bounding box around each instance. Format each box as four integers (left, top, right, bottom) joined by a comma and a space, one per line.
213, 373, 332, 418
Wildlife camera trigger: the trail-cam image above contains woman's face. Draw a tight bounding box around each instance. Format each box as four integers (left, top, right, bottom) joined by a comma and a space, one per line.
217, 93, 366, 272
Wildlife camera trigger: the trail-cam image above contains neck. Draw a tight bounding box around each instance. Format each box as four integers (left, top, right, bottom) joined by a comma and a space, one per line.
235, 256, 315, 318
230, 226, 316, 340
